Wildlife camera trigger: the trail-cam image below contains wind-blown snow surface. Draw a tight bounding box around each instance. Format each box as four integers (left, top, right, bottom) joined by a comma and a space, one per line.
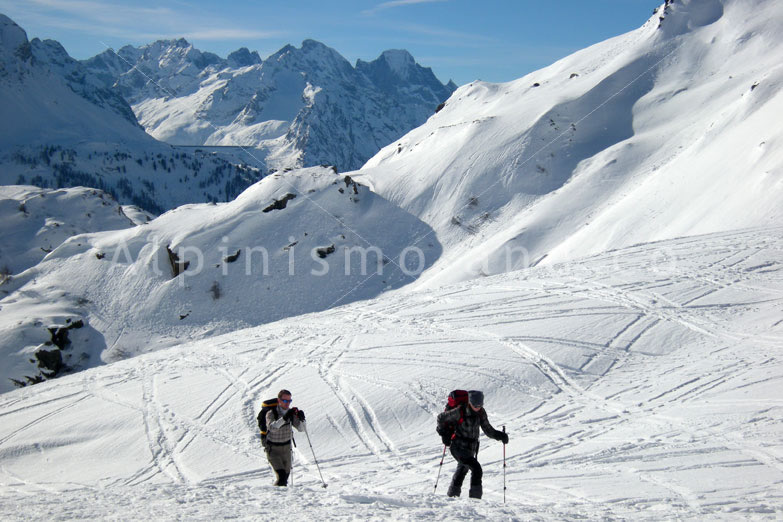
355, 0, 783, 289
0, 168, 440, 392
1, 226, 781, 519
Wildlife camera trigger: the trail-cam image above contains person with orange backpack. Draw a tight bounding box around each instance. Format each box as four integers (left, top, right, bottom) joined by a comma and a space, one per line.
436, 390, 508, 499
257, 389, 305, 486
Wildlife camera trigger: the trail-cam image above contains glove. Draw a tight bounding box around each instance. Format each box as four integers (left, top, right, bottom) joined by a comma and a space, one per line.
441, 434, 451, 447
283, 408, 295, 422
297, 409, 306, 421
500, 432, 509, 445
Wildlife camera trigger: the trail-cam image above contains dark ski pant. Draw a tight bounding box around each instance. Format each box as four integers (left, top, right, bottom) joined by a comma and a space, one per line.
266, 442, 292, 486
447, 446, 483, 499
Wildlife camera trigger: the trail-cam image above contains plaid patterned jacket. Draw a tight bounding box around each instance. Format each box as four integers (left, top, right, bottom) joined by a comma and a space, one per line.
265, 406, 304, 445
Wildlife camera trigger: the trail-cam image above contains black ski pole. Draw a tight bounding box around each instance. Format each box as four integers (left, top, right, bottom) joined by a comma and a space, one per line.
502, 425, 507, 504
434, 444, 447, 493
304, 425, 327, 488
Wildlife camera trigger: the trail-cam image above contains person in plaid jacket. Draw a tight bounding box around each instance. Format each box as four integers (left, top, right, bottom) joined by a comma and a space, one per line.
265, 389, 305, 486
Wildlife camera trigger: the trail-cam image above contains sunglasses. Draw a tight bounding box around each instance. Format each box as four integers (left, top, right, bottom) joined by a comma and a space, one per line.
280, 399, 292, 403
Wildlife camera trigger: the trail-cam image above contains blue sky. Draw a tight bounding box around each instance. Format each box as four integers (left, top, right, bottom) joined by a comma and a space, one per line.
1, 0, 657, 85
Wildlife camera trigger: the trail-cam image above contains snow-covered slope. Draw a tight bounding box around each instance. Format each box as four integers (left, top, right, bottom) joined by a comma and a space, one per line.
355, 0, 783, 288
0, 226, 780, 519
0, 14, 143, 147
83, 39, 456, 172
0, 168, 441, 392
0, 185, 151, 276
0, 15, 264, 213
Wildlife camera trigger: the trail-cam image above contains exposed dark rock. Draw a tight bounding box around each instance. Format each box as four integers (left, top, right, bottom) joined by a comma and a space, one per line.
10, 375, 44, 388
263, 193, 297, 213
166, 245, 190, 277
224, 249, 241, 263
35, 348, 64, 377
343, 175, 361, 194
316, 244, 336, 258
47, 319, 84, 350
21, 319, 86, 382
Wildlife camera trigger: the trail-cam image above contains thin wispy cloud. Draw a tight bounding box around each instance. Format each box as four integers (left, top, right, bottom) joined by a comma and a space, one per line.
362, 0, 449, 16
0, 0, 281, 45
24, 0, 176, 24
399, 23, 498, 46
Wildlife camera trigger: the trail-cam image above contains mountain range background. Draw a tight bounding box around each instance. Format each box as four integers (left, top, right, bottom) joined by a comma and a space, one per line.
1, 14, 455, 213
1, 0, 782, 518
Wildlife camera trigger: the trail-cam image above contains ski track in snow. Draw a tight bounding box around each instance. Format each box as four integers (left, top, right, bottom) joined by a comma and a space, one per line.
1, 227, 783, 519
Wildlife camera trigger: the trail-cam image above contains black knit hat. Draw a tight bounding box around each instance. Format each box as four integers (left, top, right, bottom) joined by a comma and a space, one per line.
468, 390, 484, 407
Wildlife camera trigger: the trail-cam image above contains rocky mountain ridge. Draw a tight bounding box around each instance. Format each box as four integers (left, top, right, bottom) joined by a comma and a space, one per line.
83, 38, 457, 172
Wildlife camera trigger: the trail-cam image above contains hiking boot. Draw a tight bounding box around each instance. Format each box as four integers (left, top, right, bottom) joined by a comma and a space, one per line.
274, 469, 289, 486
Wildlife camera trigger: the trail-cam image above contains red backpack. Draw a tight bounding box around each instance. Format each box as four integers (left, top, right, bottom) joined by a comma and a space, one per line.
437, 389, 469, 441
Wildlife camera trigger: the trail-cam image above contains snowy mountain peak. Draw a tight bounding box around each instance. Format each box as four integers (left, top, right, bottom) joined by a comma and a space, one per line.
140, 37, 222, 71
81, 36, 455, 172
0, 14, 143, 147
0, 13, 27, 55
30, 37, 73, 67
356, 48, 445, 92
653, 0, 725, 37
355, 48, 455, 111
271, 39, 354, 78
379, 49, 416, 78
227, 47, 262, 67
